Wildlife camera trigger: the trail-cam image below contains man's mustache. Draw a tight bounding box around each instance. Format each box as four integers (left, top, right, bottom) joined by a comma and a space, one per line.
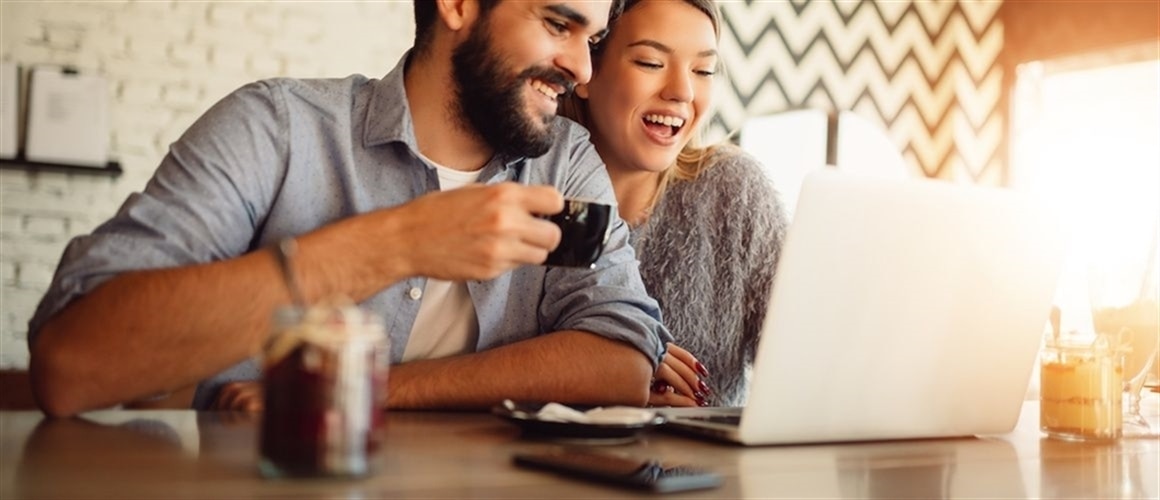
520, 66, 576, 95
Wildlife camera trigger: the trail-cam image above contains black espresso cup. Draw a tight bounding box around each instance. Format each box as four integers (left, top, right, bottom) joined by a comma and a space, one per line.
542, 198, 613, 268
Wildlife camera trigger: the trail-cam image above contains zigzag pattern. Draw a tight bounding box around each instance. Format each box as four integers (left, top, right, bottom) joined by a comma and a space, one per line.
710, 0, 1004, 183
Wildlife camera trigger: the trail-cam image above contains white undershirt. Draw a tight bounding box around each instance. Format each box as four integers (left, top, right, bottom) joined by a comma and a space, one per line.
401, 159, 482, 362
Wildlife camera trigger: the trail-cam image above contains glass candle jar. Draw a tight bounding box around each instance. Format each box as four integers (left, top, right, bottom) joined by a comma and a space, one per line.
258, 304, 389, 478
1040, 333, 1123, 441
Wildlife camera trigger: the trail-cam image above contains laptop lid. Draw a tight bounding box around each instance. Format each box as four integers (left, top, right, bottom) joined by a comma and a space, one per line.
668, 171, 1064, 445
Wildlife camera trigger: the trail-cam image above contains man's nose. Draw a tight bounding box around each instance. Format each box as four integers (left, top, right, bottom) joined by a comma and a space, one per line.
555, 37, 593, 85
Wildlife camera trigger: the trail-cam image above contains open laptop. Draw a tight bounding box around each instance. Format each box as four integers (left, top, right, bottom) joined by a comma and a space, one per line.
660, 171, 1065, 445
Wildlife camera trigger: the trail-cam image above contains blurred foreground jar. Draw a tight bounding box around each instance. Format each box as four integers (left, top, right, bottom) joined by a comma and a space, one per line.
258, 303, 389, 478
1040, 333, 1123, 441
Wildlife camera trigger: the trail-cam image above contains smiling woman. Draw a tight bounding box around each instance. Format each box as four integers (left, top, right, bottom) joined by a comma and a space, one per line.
560, 0, 789, 407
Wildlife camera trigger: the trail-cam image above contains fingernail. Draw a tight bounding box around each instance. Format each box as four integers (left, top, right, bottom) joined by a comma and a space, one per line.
695, 362, 710, 377
651, 380, 669, 394
698, 380, 712, 394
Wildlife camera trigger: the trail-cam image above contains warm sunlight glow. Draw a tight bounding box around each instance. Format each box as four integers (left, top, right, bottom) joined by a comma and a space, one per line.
1013, 57, 1160, 322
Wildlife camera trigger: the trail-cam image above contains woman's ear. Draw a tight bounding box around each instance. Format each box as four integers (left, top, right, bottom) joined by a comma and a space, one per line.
575, 83, 590, 100
435, 0, 479, 32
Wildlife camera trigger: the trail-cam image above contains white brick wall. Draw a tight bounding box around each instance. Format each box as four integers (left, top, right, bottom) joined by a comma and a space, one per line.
0, 0, 415, 368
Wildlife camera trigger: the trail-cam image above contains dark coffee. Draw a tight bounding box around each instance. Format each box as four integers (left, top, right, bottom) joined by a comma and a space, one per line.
258, 309, 388, 479
543, 199, 613, 268
259, 340, 385, 478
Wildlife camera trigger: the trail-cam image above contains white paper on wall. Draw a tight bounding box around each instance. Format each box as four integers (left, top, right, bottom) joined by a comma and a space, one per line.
24, 66, 109, 167
0, 62, 18, 160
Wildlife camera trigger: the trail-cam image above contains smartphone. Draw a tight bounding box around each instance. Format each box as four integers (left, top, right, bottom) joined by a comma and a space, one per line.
512, 449, 722, 493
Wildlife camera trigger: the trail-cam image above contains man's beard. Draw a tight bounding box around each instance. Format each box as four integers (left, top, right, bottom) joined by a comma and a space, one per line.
451, 18, 574, 159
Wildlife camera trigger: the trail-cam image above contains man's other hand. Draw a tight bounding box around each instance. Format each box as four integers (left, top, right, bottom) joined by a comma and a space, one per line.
209, 381, 263, 412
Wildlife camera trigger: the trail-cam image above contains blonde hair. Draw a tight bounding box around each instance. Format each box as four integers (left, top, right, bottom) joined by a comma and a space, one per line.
559, 0, 723, 213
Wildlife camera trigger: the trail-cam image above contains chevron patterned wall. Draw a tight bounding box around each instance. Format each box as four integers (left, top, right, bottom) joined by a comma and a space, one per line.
709, 0, 1004, 185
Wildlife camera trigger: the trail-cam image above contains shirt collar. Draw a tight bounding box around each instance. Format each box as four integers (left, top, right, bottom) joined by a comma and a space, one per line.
363, 51, 527, 172
363, 52, 419, 150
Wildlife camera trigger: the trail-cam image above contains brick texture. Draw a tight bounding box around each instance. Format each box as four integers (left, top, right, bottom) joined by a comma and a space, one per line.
0, 1, 414, 368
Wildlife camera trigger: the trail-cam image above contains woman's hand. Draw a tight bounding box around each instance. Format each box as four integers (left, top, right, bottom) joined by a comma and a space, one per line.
648, 343, 711, 407
209, 381, 264, 412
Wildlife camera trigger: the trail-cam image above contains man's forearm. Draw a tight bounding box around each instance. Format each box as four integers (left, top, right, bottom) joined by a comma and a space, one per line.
386, 331, 653, 409
32, 250, 292, 417
31, 215, 413, 417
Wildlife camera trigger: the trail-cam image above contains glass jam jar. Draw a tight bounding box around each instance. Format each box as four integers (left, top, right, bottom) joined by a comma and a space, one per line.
258, 303, 389, 478
1040, 333, 1123, 441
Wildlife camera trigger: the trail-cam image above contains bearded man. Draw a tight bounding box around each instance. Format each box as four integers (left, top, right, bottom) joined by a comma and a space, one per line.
28, 0, 669, 416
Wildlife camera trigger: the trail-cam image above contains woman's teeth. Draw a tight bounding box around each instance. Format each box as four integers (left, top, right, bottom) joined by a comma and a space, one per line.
644, 114, 685, 129
531, 80, 559, 100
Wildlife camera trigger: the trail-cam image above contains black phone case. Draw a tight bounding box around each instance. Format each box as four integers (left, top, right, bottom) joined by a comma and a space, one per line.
513, 450, 722, 493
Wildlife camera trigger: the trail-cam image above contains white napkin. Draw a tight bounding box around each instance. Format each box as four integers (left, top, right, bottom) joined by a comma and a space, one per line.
535, 402, 656, 425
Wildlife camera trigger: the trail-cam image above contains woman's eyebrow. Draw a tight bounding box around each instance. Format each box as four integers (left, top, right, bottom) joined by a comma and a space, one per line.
627, 39, 718, 58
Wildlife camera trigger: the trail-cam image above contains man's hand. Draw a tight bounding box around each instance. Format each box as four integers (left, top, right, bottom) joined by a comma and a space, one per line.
648, 343, 710, 407
208, 381, 263, 412
392, 183, 564, 280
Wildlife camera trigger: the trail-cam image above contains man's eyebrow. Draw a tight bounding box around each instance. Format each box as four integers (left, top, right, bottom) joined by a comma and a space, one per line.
545, 4, 608, 41
628, 40, 719, 58
545, 4, 590, 27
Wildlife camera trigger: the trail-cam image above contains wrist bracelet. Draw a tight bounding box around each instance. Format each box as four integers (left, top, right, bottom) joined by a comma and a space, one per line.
273, 238, 307, 307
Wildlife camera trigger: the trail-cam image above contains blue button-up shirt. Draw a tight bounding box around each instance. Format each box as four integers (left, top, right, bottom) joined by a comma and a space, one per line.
29, 55, 671, 409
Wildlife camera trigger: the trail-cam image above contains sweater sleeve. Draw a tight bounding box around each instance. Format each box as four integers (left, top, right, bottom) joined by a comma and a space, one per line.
708, 147, 789, 365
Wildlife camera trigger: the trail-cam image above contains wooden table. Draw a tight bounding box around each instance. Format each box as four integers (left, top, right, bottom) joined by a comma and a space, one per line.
1, 401, 1157, 498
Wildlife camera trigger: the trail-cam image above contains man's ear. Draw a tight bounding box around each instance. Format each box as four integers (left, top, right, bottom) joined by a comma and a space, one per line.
435, 0, 479, 32
575, 83, 590, 100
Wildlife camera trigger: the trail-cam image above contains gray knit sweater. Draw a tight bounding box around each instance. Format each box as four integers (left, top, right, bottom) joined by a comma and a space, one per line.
630, 145, 788, 406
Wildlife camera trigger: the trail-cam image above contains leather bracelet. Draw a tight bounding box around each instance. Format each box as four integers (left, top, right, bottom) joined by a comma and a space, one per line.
273, 238, 307, 307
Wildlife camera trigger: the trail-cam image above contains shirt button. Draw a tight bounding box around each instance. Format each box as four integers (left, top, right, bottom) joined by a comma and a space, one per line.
408, 287, 423, 300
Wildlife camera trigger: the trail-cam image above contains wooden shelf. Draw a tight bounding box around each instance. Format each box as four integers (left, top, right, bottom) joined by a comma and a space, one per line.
0, 156, 123, 177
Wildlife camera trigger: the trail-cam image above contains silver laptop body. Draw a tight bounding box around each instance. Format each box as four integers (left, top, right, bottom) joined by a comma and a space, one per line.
662, 171, 1065, 445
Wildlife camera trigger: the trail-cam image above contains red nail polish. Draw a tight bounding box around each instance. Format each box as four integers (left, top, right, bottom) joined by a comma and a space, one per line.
698, 380, 712, 394
695, 362, 709, 377
651, 380, 668, 394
